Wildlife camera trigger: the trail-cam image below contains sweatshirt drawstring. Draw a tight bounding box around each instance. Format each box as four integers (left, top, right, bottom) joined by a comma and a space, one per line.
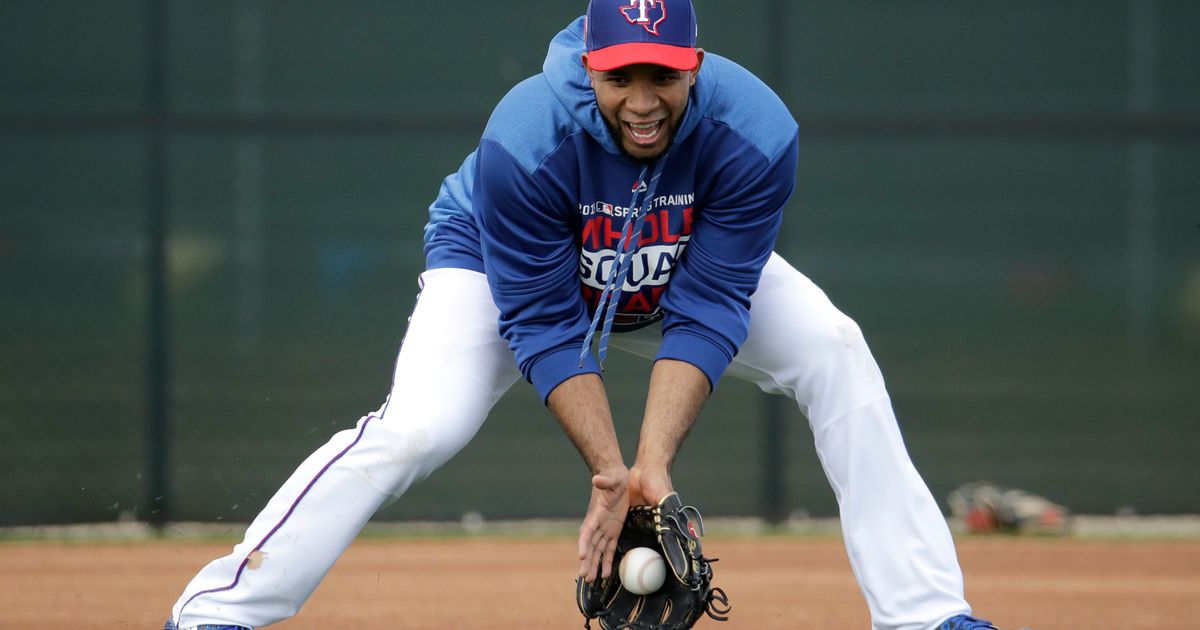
579, 156, 670, 369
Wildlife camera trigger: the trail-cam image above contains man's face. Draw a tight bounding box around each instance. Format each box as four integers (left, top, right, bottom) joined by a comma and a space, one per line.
583, 52, 704, 161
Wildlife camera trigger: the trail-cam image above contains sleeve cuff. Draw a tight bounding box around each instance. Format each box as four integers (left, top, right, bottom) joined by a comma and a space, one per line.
529, 345, 603, 404
655, 330, 733, 392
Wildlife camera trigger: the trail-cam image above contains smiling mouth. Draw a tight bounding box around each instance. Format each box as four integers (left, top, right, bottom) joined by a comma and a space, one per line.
623, 120, 665, 146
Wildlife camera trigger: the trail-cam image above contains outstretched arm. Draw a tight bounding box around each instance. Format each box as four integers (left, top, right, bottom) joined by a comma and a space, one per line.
630, 359, 711, 506
547, 374, 629, 582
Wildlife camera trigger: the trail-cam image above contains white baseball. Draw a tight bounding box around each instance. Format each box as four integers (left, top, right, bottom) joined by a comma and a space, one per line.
618, 546, 667, 595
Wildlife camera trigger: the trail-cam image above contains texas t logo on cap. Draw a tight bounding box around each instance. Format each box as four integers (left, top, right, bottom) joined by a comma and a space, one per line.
585, 0, 699, 72
620, 0, 667, 36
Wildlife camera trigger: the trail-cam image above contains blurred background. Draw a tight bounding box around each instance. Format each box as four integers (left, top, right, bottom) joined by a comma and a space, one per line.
1, 0, 1197, 529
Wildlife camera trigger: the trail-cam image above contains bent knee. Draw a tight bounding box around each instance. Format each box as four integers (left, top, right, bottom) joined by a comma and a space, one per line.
804, 316, 889, 417
748, 310, 887, 412
787, 309, 870, 365
370, 411, 483, 480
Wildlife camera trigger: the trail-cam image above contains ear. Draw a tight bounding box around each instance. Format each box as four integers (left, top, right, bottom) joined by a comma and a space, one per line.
689, 49, 706, 86
581, 53, 597, 87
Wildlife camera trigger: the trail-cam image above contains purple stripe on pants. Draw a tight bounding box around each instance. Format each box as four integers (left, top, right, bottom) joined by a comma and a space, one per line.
177, 410, 381, 622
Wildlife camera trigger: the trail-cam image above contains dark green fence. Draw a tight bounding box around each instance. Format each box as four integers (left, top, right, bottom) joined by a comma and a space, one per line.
1, 1, 1197, 527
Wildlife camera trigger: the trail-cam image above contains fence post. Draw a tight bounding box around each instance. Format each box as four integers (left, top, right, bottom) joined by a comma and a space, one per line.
760, 0, 789, 526
144, 0, 170, 531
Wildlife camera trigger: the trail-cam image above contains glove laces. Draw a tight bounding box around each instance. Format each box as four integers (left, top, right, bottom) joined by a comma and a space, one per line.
579, 156, 669, 369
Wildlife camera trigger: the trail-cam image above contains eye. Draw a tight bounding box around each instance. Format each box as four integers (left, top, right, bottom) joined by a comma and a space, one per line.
606, 74, 631, 86
654, 72, 681, 85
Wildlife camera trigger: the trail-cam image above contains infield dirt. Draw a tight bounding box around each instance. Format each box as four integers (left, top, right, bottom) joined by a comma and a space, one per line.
2, 536, 1198, 628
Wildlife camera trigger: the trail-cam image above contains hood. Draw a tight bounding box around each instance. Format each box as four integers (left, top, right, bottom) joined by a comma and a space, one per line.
542, 16, 705, 158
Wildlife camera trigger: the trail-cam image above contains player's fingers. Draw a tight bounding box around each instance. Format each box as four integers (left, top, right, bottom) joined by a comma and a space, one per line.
579, 522, 607, 580
589, 524, 608, 556
579, 553, 594, 580
582, 542, 602, 581
578, 531, 595, 577
600, 536, 618, 579
579, 557, 593, 580
590, 535, 608, 580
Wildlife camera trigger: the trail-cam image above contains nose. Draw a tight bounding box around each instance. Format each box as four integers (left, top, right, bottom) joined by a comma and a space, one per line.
625, 79, 659, 116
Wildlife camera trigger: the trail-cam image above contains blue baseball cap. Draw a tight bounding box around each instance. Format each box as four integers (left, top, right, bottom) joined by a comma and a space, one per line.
584, 0, 699, 72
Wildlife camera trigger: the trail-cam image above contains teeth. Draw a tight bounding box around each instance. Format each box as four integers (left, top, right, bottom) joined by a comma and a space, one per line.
628, 121, 661, 140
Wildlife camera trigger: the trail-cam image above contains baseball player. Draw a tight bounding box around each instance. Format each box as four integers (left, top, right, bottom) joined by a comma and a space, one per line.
166, 1, 1000, 629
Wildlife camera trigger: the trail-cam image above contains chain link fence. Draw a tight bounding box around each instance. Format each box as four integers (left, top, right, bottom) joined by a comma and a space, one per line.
2, 0, 1197, 527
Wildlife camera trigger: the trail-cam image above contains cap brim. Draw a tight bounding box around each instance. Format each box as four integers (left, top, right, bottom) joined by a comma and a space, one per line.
587, 43, 699, 72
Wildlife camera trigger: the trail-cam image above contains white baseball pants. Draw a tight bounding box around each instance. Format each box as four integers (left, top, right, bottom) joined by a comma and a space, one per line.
171, 254, 971, 630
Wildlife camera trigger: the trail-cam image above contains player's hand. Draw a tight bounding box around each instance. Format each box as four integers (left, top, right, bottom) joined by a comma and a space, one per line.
629, 465, 674, 507
578, 466, 630, 582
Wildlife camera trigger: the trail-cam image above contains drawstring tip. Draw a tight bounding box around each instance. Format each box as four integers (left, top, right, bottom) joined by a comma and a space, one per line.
578, 354, 605, 372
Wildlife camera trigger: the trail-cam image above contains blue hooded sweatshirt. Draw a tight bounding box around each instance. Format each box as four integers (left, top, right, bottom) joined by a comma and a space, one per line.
423, 17, 799, 403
